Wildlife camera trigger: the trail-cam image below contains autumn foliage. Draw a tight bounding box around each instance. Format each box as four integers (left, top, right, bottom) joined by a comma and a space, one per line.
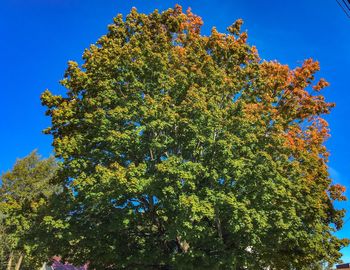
40, 5, 347, 270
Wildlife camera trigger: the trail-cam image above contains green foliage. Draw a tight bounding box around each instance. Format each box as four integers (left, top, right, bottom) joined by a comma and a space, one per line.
41, 6, 347, 270
0, 151, 58, 269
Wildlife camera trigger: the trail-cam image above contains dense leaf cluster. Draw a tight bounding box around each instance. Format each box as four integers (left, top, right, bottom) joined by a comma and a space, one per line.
0, 151, 57, 269
38, 5, 348, 270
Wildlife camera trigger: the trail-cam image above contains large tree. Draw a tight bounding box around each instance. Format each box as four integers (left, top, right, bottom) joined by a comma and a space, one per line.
41, 6, 347, 269
0, 151, 58, 269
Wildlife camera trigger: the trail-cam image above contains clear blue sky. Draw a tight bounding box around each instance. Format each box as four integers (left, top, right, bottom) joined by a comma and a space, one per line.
1, 0, 349, 263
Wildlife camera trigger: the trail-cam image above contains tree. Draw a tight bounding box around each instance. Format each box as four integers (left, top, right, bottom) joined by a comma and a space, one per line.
0, 151, 58, 269
41, 5, 347, 269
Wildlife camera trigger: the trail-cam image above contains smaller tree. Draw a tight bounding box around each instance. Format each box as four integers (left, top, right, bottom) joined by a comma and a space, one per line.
0, 151, 58, 270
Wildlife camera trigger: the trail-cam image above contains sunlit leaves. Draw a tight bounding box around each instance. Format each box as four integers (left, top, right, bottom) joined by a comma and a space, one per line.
41, 5, 346, 270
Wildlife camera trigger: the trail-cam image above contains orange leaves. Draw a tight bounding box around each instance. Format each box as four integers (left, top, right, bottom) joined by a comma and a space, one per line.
185, 7, 203, 35
260, 61, 290, 93
227, 19, 243, 36
329, 184, 347, 201
237, 31, 248, 44
262, 59, 333, 122
284, 117, 330, 159
285, 125, 305, 152
168, 5, 203, 35
209, 27, 226, 48
225, 19, 248, 44
313, 78, 330, 92
174, 46, 186, 58
282, 59, 332, 119
293, 58, 320, 87
243, 102, 262, 116
307, 117, 330, 142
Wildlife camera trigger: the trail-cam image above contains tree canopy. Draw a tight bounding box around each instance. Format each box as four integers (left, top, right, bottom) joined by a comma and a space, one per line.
41, 5, 347, 270
0, 151, 57, 270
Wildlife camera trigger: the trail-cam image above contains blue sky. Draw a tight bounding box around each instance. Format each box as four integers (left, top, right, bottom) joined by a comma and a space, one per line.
0, 0, 349, 263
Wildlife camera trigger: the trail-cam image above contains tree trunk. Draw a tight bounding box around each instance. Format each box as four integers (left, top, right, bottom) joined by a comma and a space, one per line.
14, 253, 23, 270
6, 252, 13, 270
